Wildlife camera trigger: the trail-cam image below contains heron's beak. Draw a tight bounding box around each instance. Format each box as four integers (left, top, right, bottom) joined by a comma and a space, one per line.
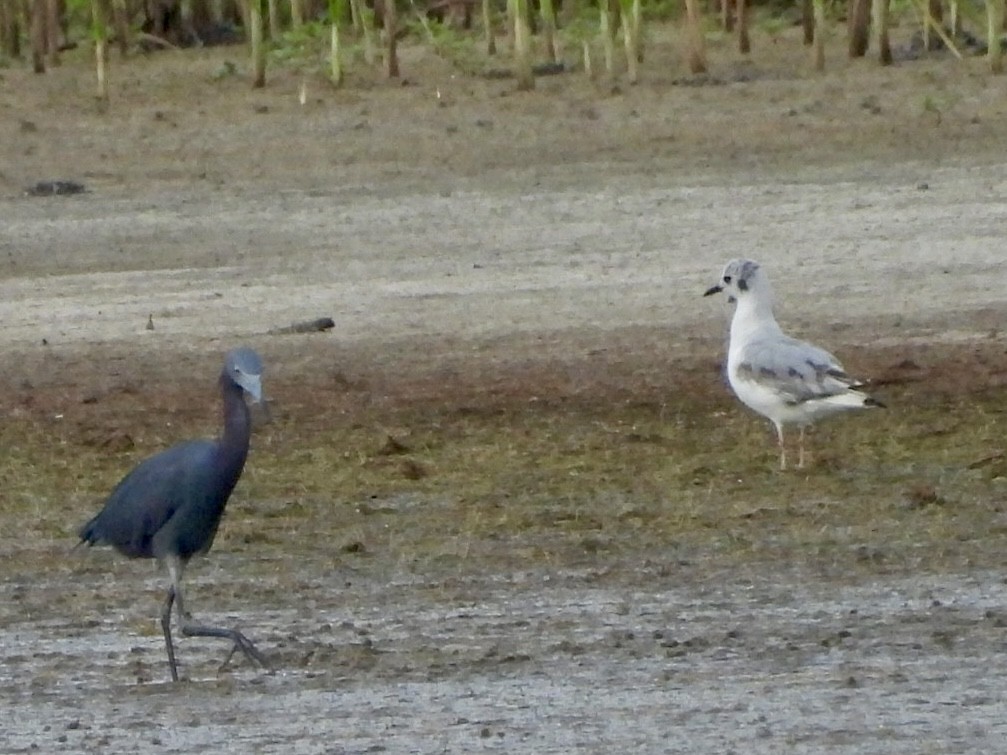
703, 284, 723, 297
237, 373, 263, 403
257, 397, 273, 424
239, 373, 273, 424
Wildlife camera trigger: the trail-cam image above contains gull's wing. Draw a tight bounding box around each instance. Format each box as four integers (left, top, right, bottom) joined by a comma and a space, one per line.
735, 334, 865, 405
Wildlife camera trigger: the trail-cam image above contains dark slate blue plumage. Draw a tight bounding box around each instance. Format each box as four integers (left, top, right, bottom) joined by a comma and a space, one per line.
79, 347, 268, 682
80, 439, 221, 558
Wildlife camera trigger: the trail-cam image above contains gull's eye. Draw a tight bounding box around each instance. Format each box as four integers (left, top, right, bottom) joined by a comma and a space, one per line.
723, 275, 732, 284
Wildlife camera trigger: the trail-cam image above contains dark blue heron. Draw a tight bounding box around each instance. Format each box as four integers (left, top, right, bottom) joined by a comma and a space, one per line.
79, 347, 269, 682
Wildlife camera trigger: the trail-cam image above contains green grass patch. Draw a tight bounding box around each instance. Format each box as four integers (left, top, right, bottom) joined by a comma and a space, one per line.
5, 347, 1007, 579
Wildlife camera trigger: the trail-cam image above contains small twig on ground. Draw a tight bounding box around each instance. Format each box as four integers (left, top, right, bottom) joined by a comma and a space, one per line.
268, 317, 336, 335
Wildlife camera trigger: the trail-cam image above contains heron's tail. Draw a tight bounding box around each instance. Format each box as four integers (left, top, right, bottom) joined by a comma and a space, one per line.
77, 515, 102, 547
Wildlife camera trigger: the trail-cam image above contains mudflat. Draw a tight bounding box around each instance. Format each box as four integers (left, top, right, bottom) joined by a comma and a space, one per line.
2, 24, 1007, 753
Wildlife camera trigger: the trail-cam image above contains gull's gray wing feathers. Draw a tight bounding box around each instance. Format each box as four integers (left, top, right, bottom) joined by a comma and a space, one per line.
735, 334, 863, 405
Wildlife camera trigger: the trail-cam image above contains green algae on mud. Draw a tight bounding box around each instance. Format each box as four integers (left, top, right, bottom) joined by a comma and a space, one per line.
3, 339, 1007, 581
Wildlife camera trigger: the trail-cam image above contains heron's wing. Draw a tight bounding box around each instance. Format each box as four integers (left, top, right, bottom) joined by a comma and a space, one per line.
79, 440, 216, 558
735, 334, 862, 405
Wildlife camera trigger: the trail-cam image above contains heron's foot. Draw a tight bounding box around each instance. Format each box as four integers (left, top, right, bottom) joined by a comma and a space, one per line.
219, 630, 270, 673
180, 622, 271, 674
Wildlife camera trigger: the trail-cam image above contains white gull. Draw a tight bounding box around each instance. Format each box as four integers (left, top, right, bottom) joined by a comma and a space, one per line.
704, 258, 884, 469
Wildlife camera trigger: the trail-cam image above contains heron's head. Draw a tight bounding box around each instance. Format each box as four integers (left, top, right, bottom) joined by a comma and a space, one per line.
703, 259, 766, 304
225, 347, 264, 403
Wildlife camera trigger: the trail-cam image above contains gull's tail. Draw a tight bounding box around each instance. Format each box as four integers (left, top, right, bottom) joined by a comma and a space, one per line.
819, 388, 885, 410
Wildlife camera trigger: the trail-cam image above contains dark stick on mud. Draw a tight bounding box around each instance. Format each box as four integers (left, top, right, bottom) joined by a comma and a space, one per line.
268, 317, 335, 335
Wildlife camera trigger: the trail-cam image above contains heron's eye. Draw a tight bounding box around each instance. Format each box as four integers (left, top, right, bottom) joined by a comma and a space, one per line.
723, 275, 732, 284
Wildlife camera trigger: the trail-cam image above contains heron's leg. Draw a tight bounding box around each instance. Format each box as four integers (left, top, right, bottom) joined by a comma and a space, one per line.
797, 426, 807, 469
774, 423, 787, 470
166, 556, 188, 624
166, 555, 269, 672
160, 585, 180, 683
178, 621, 270, 671
163, 555, 189, 682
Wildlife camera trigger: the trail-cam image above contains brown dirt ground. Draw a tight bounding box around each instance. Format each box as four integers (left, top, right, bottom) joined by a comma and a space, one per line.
3, 19, 1007, 753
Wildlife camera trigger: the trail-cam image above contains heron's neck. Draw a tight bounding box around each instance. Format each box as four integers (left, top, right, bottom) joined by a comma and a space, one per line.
219, 374, 252, 470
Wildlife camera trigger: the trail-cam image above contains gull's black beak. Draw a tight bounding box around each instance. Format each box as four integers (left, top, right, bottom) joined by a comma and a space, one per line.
703, 284, 722, 297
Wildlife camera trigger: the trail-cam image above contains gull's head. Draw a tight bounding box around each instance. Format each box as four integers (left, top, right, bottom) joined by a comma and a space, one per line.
703, 259, 766, 304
